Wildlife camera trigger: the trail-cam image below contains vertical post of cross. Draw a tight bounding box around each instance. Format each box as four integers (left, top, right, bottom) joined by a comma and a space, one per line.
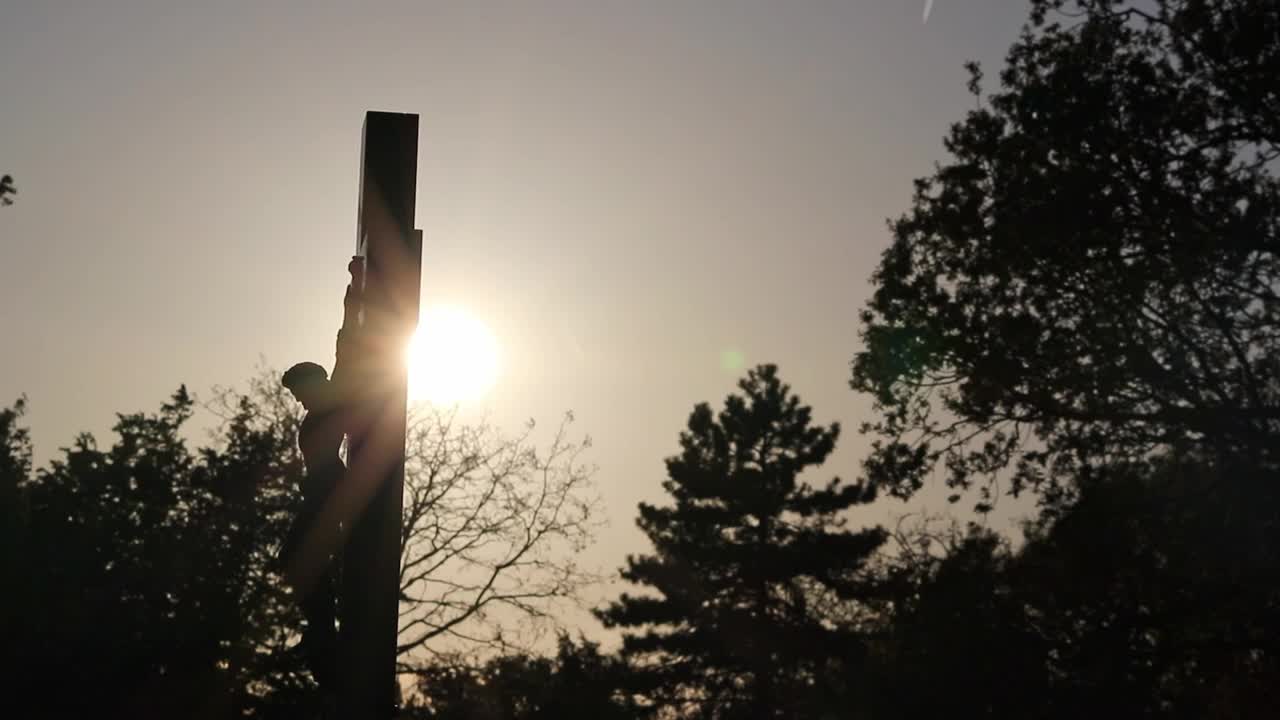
341, 110, 421, 719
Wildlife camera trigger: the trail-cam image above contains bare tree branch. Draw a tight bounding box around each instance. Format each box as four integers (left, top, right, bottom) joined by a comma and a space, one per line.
395, 408, 605, 666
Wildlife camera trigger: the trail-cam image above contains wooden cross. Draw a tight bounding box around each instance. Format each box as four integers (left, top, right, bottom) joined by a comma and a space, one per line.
339, 110, 421, 719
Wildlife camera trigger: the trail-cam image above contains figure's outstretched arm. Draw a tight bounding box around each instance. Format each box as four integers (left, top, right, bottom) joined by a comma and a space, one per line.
331, 256, 364, 390
341, 255, 364, 332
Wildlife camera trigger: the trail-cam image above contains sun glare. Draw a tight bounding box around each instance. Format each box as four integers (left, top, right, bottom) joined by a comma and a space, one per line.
406, 305, 500, 406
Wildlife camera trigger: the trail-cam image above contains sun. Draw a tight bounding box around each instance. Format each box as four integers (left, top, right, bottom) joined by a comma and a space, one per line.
406, 305, 500, 406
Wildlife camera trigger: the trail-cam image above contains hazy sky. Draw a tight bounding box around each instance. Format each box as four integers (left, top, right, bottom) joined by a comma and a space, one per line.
2, 1, 1033, 633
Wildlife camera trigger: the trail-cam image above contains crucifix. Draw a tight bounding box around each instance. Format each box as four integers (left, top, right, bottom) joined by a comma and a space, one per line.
339, 110, 421, 718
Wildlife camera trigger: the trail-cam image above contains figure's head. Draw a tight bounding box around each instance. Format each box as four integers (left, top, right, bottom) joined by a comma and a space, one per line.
282, 362, 329, 410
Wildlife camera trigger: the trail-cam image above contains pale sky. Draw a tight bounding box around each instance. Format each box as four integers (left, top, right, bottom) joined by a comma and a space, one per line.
2, 1, 1033, 634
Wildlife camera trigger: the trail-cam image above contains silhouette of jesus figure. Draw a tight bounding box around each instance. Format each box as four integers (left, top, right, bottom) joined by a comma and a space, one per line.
279, 255, 365, 693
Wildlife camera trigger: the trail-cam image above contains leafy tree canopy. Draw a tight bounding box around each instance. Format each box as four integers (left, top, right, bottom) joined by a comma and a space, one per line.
852, 0, 1280, 509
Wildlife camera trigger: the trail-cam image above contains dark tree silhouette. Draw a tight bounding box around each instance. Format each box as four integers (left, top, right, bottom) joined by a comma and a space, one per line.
0, 370, 600, 718
0, 397, 34, 680
851, 0, 1280, 509
862, 451, 1280, 719
1013, 453, 1280, 717
394, 409, 601, 664
846, 3, 1280, 716
212, 369, 604, 667
0, 388, 307, 719
404, 635, 637, 719
862, 522, 1050, 720
0, 174, 15, 205
597, 364, 885, 719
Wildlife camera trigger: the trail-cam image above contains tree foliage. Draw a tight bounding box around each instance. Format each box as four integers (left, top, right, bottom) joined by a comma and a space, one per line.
865, 452, 1280, 719
207, 370, 604, 668
844, 4, 1280, 716
598, 364, 885, 719
851, 0, 1280, 508
1, 387, 303, 718
404, 635, 636, 720
9, 3, 1280, 717
0, 368, 601, 717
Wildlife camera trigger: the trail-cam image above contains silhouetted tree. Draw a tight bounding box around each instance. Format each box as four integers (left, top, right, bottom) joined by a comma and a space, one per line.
862, 451, 1280, 719
598, 365, 885, 719
848, 2, 1280, 715
0, 174, 15, 205
851, 0, 1280, 509
862, 523, 1047, 719
0, 397, 34, 685
0, 369, 601, 717
1015, 453, 1279, 717
212, 369, 604, 669
405, 635, 637, 719
196, 381, 320, 717
0, 387, 298, 718
395, 409, 602, 665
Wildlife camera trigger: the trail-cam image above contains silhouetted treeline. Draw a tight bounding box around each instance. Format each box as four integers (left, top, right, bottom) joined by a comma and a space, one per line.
8, 368, 1275, 717
402, 1, 1280, 717
5, 0, 1279, 717
402, 635, 639, 719
404, 379, 1279, 718
0, 374, 598, 720
1, 388, 319, 718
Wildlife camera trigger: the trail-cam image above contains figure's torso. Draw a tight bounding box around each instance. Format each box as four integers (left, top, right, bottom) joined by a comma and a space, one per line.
298, 406, 345, 495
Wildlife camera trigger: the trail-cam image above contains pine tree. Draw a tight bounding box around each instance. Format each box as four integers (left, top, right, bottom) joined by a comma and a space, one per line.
597, 365, 886, 719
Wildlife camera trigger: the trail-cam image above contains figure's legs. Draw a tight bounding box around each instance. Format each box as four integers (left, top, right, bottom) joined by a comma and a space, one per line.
282, 485, 341, 692
300, 562, 339, 691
